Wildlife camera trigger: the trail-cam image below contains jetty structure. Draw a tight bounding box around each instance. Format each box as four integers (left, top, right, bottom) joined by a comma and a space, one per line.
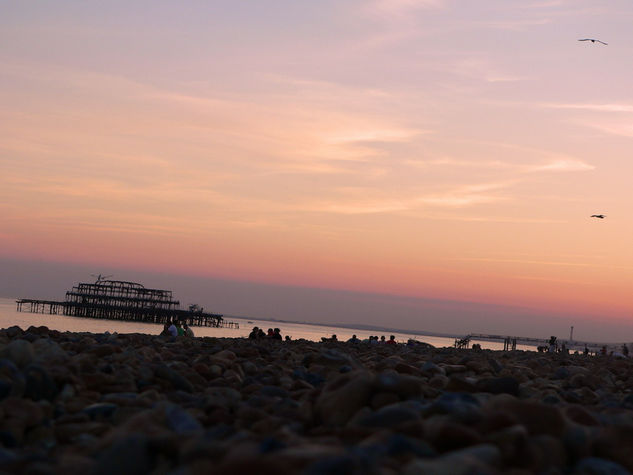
454, 332, 626, 355
16, 278, 238, 329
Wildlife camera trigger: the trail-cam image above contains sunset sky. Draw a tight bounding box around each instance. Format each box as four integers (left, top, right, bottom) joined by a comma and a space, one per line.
3, 1, 633, 340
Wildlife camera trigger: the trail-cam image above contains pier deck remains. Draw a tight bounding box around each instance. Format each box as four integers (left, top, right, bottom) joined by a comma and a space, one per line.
16, 280, 238, 329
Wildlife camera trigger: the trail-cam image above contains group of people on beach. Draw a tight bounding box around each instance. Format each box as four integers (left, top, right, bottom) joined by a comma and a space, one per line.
247, 328, 402, 345
248, 326, 287, 341
160, 320, 195, 337
321, 334, 398, 344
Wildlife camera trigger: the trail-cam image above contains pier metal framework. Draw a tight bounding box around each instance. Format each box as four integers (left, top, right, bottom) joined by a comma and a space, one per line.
16, 279, 238, 329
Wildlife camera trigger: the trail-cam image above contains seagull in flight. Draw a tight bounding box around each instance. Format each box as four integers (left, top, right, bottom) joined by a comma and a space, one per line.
578, 38, 608, 45
590, 214, 606, 219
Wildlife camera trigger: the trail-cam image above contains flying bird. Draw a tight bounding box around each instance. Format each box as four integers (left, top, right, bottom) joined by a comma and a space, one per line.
590, 214, 606, 219
578, 38, 608, 45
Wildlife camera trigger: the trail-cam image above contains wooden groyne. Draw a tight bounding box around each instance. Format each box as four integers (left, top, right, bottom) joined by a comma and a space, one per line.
16, 279, 238, 329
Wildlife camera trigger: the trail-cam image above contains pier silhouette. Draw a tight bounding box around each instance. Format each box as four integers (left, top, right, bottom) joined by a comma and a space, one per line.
16, 279, 238, 329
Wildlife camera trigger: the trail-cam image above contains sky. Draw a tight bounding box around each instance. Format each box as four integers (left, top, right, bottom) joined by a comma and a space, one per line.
2, 0, 633, 341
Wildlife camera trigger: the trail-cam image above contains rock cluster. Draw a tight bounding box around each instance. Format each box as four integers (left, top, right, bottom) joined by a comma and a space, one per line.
0, 325, 632, 474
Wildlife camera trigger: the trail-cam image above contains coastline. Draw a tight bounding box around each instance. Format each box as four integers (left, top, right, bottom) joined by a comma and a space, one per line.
0, 324, 632, 473
229, 314, 462, 340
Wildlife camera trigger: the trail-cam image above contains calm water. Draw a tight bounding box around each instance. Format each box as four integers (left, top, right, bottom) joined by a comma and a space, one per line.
0, 297, 535, 351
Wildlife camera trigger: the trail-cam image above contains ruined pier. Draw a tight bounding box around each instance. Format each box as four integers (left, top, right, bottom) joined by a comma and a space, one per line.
16, 279, 238, 329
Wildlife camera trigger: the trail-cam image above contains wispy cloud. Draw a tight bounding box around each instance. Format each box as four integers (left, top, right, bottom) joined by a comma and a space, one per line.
477, 17, 551, 31
529, 159, 595, 172
581, 121, 633, 138
406, 155, 594, 174
369, 0, 446, 16
542, 102, 633, 113
520, 0, 567, 8
453, 257, 594, 268
299, 180, 513, 215
448, 57, 530, 83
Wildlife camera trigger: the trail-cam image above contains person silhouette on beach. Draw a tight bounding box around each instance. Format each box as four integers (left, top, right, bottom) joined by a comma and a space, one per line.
160, 322, 171, 336
548, 336, 557, 353
167, 321, 178, 337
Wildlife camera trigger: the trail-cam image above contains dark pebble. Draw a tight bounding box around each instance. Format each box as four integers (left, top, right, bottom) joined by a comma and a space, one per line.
94, 434, 153, 475
82, 403, 119, 421
356, 405, 421, 429
574, 457, 630, 475
476, 377, 519, 396
165, 403, 203, 434
23, 365, 58, 402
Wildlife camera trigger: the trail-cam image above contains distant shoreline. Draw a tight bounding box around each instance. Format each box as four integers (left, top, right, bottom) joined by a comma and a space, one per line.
227, 314, 627, 350
227, 314, 460, 339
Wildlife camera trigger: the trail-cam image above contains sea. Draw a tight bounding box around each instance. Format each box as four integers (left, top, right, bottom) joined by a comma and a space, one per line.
0, 297, 536, 351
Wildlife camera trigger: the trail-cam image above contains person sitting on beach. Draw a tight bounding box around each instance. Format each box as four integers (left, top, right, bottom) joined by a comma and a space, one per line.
379, 335, 386, 344
175, 321, 185, 337
160, 322, 172, 336
272, 328, 282, 340
267, 328, 274, 338
548, 336, 557, 353
285, 335, 291, 341
249, 326, 260, 339
369, 336, 378, 344
386, 335, 397, 345
183, 323, 194, 337
258, 329, 266, 338
321, 334, 338, 342
622, 344, 629, 357
347, 334, 359, 343
168, 321, 178, 337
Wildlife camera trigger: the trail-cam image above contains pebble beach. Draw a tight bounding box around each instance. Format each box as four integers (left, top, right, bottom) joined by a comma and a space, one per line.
1, 325, 633, 474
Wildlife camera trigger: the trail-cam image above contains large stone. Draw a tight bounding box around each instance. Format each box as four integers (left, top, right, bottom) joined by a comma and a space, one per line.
93, 434, 153, 475
374, 372, 422, 398
23, 364, 58, 402
315, 371, 374, 426
593, 425, 633, 471
0, 340, 34, 369
354, 403, 422, 429
404, 443, 500, 475
476, 376, 520, 396
425, 417, 483, 452
574, 457, 630, 475
484, 396, 565, 437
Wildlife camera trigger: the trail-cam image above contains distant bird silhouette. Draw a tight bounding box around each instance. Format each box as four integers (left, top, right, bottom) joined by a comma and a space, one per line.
590, 214, 606, 219
578, 38, 608, 45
